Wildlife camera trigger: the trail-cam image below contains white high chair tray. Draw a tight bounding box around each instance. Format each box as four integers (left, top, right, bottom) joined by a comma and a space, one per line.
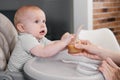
24, 57, 103, 80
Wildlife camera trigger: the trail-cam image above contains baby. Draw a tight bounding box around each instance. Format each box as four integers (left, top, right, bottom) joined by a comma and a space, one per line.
7, 5, 73, 72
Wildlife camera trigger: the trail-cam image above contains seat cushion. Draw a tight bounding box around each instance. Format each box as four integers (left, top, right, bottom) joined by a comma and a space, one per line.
0, 47, 6, 71
0, 32, 10, 62
0, 13, 18, 53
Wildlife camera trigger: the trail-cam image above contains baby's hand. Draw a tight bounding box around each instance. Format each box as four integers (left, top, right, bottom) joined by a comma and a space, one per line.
61, 32, 73, 45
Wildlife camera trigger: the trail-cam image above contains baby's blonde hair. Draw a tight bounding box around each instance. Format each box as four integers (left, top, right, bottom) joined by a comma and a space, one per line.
14, 5, 43, 27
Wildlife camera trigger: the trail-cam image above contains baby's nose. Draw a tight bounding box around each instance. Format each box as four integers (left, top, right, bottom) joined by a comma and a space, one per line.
40, 24, 46, 29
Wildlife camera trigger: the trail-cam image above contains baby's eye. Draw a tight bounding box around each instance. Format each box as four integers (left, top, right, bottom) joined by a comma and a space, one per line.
43, 20, 46, 23
35, 20, 39, 23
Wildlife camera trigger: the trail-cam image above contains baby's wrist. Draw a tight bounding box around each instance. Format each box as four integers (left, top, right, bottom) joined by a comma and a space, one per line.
60, 40, 69, 46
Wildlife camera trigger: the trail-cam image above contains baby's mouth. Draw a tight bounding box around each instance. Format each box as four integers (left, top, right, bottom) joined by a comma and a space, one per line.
40, 30, 45, 34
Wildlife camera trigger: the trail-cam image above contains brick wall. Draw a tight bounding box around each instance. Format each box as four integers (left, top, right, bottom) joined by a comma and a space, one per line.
93, 0, 120, 44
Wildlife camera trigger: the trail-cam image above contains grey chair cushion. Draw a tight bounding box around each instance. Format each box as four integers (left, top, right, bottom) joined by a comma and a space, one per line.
0, 32, 9, 62
0, 47, 6, 71
0, 13, 18, 54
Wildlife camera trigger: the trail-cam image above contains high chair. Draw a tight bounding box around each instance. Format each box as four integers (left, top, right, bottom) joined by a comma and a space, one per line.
0, 13, 25, 80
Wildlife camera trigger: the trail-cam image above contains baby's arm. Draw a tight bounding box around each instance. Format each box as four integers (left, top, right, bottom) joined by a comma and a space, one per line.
30, 32, 73, 58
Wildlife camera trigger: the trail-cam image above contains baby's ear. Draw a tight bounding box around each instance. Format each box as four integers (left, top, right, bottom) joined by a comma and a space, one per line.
16, 23, 25, 32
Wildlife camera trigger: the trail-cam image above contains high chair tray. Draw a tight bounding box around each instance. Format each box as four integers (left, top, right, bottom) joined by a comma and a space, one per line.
24, 57, 104, 80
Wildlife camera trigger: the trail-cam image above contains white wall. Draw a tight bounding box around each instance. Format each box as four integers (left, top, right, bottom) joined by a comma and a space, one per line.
73, 0, 93, 32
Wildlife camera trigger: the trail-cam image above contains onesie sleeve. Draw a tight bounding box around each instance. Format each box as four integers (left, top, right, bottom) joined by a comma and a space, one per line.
19, 34, 40, 53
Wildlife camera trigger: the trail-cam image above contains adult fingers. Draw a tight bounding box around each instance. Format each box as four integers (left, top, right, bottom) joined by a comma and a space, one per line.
80, 40, 91, 45
72, 52, 101, 60
106, 57, 119, 69
99, 61, 113, 80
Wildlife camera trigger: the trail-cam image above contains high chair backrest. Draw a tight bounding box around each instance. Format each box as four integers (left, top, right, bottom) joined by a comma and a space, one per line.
78, 28, 120, 52
0, 13, 18, 70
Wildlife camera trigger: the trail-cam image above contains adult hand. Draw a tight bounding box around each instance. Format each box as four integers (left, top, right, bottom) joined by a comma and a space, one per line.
74, 40, 120, 65
72, 40, 102, 60
74, 40, 103, 55
99, 57, 120, 80
72, 51, 101, 60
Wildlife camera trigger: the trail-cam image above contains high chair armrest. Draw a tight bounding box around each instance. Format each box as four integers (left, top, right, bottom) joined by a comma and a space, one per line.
0, 71, 25, 80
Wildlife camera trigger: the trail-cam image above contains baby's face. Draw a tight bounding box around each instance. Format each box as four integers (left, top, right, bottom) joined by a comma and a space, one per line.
20, 9, 47, 39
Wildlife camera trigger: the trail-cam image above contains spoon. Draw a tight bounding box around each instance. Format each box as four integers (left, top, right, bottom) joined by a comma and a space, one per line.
75, 25, 83, 42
